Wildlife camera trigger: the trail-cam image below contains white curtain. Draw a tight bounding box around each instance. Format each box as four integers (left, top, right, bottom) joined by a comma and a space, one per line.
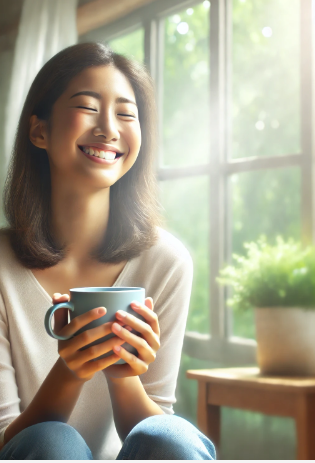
1, 0, 78, 225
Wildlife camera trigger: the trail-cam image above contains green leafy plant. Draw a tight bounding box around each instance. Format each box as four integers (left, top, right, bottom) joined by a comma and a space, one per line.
217, 236, 315, 311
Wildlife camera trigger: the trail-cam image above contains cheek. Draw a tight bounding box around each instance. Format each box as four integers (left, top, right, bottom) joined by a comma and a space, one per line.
62, 112, 88, 134
52, 112, 90, 149
128, 124, 141, 152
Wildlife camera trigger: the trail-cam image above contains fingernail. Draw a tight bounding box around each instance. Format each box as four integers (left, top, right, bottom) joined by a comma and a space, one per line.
113, 323, 121, 331
131, 301, 140, 308
116, 310, 126, 319
98, 307, 106, 315
114, 345, 121, 352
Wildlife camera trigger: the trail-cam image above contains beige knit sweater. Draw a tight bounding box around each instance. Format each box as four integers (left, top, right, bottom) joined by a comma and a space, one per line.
0, 227, 193, 459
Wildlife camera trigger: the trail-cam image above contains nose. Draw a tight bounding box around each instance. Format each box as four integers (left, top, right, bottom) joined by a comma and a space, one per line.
93, 112, 120, 141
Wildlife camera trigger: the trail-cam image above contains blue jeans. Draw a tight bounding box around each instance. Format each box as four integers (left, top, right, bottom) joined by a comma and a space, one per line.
0, 414, 216, 460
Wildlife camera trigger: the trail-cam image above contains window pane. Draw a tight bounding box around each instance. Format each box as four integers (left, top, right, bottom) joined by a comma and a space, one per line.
159, 176, 210, 333
108, 28, 144, 63
230, 168, 301, 338
162, 2, 210, 167
231, 0, 300, 158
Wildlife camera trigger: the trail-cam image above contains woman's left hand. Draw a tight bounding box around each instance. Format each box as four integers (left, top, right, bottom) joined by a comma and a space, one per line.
104, 297, 160, 379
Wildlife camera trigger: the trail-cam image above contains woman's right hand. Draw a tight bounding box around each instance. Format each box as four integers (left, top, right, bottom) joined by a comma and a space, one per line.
52, 293, 129, 382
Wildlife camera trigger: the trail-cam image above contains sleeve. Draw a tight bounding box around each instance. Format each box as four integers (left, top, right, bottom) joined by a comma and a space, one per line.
139, 253, 193, 414
0, 291, 21, 434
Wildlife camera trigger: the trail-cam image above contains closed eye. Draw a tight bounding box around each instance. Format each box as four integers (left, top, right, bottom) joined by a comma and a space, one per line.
118, 113, 136, 118
77, 106, 97, 112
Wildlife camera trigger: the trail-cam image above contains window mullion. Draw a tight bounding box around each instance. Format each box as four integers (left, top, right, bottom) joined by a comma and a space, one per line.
154, 18, 165, 169
209, 0, 228, 340
225, 0, 233, 338
144, 20, 156, 81
144, 18, 161, 171
225, 153, 303, 175
300, 0, 315, 245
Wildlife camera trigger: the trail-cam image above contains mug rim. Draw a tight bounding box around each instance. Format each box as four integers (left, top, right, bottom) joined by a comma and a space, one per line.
70, 287, 144, 292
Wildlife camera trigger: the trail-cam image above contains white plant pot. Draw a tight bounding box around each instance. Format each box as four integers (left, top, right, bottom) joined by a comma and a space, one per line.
255, 307, 315, 376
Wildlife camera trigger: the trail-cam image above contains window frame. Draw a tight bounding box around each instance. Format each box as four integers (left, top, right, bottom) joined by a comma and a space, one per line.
79, 0, 315, 365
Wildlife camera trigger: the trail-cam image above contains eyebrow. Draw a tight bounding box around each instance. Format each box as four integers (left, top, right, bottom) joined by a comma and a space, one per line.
70, 91, 137, 106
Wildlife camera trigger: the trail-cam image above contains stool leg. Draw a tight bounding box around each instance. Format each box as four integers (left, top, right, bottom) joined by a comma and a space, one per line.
197, 382, 221, 452
295, 393, 315, 459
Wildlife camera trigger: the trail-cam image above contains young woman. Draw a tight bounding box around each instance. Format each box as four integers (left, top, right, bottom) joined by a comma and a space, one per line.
0, 43, 215, 460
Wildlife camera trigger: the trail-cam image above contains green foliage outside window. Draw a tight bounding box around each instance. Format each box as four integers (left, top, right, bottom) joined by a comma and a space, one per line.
231, 0, 300, 159
159, 176, 210, 333
163, 3, 210, 167
108, 28, 144, 63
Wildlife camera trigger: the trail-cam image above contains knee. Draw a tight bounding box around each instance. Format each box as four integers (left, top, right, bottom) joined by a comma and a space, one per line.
5, 421, 93, 460
124, 414, 216, 460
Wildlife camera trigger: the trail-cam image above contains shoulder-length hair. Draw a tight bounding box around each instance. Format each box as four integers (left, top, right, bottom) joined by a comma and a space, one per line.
2, 42, 162, 269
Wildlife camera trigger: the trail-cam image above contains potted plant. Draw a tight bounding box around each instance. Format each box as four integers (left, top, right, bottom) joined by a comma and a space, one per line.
218, 236, 315, 376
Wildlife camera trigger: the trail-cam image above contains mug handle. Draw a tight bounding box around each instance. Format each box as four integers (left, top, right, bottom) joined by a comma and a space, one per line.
44, 302, 75, 341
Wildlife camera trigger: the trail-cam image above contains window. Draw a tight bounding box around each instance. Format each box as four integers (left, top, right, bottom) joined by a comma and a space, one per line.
79, 0, 314, 366
231, 0, 300, 159
108, 28, 144, 62
160, 2, 211, 336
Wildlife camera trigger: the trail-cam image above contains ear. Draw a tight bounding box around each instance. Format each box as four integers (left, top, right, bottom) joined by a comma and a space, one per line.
29, 114, 48, 149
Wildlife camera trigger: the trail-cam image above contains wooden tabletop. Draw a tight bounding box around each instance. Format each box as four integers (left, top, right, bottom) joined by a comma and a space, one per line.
186, 367, 315, 392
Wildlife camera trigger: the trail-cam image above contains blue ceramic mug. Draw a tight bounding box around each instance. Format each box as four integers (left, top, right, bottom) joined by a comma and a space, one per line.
44, 287, 145, 364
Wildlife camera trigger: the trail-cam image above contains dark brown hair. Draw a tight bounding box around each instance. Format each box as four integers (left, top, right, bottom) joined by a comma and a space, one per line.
2, 42, 161, 269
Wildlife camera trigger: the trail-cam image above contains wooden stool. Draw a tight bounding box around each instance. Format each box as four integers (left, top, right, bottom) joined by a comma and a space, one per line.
186, 367, 315, 460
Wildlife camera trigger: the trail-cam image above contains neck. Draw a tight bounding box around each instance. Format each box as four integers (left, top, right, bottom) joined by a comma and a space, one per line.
50, 182, 110, 266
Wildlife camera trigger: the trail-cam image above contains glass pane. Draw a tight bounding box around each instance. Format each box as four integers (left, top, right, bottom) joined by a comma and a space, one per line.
230, 168, 301, 338
159, 176, 210, 333
231, 0, 300, 158
162, 2, 210, 167
108, 28, 144, 63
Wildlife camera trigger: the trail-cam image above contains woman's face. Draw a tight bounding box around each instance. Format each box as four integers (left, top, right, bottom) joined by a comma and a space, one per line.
43, 65, 141, 190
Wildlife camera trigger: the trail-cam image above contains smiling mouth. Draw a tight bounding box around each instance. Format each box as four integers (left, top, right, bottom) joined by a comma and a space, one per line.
78, 145, 124, 161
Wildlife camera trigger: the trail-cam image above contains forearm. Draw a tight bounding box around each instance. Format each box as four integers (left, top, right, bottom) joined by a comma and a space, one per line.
107, 375, 164, 441
3, 357, 85, 447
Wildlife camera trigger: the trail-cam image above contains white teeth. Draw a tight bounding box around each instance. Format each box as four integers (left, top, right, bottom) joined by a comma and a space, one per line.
105, 151, 116, 160
100, 150, 116, 160
82, 147, 116, 160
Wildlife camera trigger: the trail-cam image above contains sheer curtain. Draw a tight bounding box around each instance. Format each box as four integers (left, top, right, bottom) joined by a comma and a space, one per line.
0, 0, 78, 226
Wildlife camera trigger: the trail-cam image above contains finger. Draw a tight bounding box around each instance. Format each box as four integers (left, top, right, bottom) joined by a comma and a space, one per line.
129, 301, 160, 337
111, 323, 156, 364
68, 335, 126, 366
52, 293, 70, 303
78, 353, 121, 379
113, 345, 149, 375
115, 311, 160, 351
58, 307, 107, 339
59, 318, 124, 356
145, 297, 154, 310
